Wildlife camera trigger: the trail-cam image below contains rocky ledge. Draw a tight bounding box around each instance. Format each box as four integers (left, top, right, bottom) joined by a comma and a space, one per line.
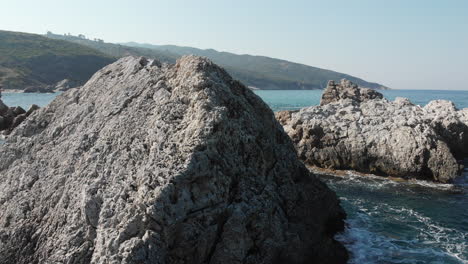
22, 79, 81, 93
0, 98, 39, 135
0, 56, 347, 264
276, 79, 468, 183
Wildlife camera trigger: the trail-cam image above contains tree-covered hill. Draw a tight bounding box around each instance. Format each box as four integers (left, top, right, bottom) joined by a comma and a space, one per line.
45, 32, 388, 90
0, 30, 115, 90
0, 30, 387, 91
46, 32, 178, 64
123, 43, 388, 90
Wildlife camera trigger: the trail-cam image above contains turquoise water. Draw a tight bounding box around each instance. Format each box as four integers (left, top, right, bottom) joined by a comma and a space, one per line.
2, 90, 468, 263
1, 92, 61, 110
254, 89, 468, 111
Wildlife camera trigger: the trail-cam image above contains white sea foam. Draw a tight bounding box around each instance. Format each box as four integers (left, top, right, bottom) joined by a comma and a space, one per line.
314, 168, 465, 193
335, 198, 467, 264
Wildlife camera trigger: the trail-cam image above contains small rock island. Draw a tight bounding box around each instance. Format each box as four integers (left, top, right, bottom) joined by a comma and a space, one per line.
277, 79, 468, 183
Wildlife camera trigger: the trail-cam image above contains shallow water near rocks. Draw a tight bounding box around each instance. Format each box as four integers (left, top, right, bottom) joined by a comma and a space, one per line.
255, 89, 468, 111
2, 90, 468, 263
1, 92, 61, 109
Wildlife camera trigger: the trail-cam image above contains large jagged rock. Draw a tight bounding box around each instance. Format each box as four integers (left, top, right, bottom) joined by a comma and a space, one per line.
0, 56, 347, 264
277, 80, 468, 183
0, 97, 39, 134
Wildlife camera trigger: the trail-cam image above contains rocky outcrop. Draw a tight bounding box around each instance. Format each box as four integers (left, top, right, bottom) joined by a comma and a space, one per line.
54, 79, 81, 92
277, 79, 468, 183
0, 98, 39, 134
320, 79, 383, 106
23, 85, 54, 93
17, 79, 80, 93
0, 56, 347, 264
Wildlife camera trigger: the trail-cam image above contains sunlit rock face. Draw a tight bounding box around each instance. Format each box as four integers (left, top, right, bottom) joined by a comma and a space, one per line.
277, 79, 468, 183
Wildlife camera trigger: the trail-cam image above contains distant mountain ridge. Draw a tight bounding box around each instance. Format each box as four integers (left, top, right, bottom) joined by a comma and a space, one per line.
0, 30, 388, 91
0, 30, 114, 90
45, 32, 388, 90
122, 42, 388, 90
46, 33, 178, 64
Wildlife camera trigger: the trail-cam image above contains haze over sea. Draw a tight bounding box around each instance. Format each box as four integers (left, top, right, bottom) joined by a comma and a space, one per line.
1, 89, 467, 263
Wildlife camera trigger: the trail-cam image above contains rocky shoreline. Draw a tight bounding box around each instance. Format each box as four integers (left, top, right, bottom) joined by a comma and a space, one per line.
277, 79, 468, 183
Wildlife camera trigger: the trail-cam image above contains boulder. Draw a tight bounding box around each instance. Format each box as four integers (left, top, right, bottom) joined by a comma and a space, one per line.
277, 79, 467, 183
25, 104, 40, 117
11, 106, 26, 116
0, 56, 347, 264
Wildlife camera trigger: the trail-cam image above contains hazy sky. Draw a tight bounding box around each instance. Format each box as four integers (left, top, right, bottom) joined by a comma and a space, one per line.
1, 0, 467, 90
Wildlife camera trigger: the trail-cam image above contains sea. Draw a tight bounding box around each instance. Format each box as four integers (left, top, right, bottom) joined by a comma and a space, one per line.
1, 90, 467, 264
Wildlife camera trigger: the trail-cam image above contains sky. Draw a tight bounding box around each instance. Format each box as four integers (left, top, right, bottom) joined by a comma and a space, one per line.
1, 0, 467, 90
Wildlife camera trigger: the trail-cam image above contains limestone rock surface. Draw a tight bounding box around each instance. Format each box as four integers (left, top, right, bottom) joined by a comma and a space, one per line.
277, 80, 468, 183
0, 56, 347, 264
320, 79, 383, 106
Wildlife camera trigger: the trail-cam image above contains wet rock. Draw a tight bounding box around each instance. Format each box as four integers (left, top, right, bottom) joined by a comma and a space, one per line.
0, 56, 348, 264
277, 79, 468, 183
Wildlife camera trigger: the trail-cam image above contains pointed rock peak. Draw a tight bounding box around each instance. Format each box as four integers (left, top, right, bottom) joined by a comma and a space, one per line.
0, 57, 347, 263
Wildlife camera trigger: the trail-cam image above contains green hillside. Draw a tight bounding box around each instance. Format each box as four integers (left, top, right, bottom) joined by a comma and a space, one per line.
1, 30, 387, 91
46, 32, 178, 64
124, 43, 388, 90
0, 30, 115, 90
45, 33, 387, 90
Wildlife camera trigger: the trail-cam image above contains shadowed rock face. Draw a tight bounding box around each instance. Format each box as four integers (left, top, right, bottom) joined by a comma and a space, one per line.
0, 56, 347, 264
277, 80, 468, 183
0, 98, 39, 134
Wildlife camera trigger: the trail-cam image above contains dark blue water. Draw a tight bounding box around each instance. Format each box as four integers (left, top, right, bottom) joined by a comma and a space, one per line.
2, 90, 468, 263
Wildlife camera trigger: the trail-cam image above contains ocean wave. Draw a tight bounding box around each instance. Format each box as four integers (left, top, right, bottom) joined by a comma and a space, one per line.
335, 198, 467, 264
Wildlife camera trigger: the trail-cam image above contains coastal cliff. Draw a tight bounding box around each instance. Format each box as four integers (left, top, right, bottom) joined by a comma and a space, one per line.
0, 56, 347, 263
276, 79, 468, 183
